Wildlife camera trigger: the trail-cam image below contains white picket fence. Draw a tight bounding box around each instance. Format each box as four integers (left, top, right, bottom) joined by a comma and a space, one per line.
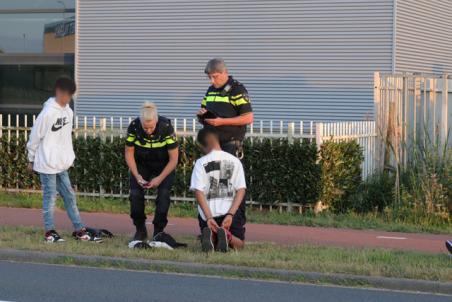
374, 72, 451, 171
1, 114, 377, 180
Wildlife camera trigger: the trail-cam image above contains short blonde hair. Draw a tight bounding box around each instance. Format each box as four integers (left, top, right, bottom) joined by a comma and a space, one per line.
140, 101, 158, 121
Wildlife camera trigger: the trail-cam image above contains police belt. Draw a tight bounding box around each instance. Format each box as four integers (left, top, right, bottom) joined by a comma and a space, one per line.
221, 139, 244, 159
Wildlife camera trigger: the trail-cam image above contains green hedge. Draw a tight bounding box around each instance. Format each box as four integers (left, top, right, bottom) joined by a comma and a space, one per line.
0, 134, 363, 207
319, 140, 363, 212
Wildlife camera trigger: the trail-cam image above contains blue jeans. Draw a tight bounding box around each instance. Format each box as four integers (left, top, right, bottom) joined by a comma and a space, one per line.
39, 171, 84, 231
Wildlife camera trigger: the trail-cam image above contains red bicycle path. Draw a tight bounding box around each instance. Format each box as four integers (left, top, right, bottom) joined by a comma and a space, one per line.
0, 207, 449, 254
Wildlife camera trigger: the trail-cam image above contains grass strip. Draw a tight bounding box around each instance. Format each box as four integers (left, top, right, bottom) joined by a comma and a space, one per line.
0, 225, 451, 283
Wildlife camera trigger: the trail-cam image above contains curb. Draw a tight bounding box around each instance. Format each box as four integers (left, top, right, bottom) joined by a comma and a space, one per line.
0, 248, 451, 295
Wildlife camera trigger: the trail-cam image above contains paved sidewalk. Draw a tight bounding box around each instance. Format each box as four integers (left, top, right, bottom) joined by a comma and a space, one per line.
0, 207, 449, 254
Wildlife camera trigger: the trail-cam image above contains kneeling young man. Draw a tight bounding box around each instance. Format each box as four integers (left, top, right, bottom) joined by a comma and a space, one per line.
190, 128, 246, 252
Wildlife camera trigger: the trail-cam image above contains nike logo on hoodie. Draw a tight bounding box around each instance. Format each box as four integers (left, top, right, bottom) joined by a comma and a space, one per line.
51, 117, 69, 132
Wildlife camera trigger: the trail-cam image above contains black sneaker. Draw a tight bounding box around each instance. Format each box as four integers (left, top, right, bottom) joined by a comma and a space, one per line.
216, 227, 229, 253
446, 240, 452, 254
44, 230, 65, 243
133, 229, 148, 241
201, 227, 214, 252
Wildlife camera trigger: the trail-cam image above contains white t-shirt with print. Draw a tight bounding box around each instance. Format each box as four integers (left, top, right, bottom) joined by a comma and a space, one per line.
190, 150, 246, 220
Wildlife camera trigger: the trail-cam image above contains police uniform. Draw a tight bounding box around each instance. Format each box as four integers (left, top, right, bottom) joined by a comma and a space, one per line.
201, 76, 252, 157
126, 116, 178, 236
200, 76, 251, 220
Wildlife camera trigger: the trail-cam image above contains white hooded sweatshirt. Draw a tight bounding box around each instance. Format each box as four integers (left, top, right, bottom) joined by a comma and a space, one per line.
27, 97, 76, 174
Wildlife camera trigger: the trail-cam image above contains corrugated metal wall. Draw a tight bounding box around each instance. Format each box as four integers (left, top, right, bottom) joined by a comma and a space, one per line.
75, 0, 394, 122
395, 0, 452, 74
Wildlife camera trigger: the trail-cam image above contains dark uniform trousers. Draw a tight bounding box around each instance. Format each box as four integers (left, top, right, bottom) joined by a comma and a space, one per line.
129, 163, 175, 235
220, 141, 239, 157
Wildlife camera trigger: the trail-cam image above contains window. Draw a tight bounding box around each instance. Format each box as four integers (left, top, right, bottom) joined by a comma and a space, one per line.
0, 0, 75, 121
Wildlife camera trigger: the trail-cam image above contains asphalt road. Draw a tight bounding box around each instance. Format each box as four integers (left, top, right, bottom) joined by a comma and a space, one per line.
0, 261, 450, 302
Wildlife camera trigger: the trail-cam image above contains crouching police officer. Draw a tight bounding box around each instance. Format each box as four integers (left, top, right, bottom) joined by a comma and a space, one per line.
197, 58, 254, 158
125, 102, 178, 241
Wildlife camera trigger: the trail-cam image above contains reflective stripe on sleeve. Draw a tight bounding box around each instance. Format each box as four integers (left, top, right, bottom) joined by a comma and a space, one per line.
126, 135, 136, 142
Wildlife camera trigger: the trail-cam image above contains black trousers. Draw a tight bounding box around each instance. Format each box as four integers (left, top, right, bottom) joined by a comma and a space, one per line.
129, 163, 175, 235
198, 207, 246, 240
220, 141, 241, 158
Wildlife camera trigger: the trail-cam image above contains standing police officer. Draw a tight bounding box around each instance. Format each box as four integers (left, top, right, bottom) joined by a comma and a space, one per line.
196, 58, 253, 238
197, 58, 254, 157
125, 102, 178, 242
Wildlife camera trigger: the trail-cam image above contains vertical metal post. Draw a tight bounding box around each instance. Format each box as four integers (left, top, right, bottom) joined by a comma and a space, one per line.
7, 114, 11, 143
24, 115, 28, 141
315, 122, 324, 151
440, 73, 449, 147
287, 122, 295, 144
119, 117, 123, 139
402, 75, 408, 169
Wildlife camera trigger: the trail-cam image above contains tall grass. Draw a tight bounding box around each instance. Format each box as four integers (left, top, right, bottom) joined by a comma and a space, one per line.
387, 127, 451, 222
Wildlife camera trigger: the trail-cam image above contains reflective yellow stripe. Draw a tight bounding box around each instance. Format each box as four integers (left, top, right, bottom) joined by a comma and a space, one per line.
204, 95, 229, 103
133, 135, 177, 148
230, 94, 243, 100
134, 140, 167, 148
201, 97, 207, 106
126, 135, 135, 142
207, 91, 220, 95
165, 138, 176, 145
230, 98, 249, 106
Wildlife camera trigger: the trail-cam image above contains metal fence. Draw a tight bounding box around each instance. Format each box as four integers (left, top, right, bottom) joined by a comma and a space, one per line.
1, 114, 377, 209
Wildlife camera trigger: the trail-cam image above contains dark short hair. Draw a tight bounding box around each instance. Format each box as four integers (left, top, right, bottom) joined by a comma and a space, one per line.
197, 127, 219, 147
54, 77, 76, 94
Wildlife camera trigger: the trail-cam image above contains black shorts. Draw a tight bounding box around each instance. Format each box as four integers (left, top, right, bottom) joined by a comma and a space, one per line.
198, 208, 246, 241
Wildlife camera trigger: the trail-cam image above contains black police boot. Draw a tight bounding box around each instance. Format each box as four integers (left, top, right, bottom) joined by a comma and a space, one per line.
133, 223, 148, 241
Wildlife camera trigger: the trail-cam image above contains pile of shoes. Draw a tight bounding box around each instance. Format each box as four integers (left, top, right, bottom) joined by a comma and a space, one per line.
72, 227, 114, 243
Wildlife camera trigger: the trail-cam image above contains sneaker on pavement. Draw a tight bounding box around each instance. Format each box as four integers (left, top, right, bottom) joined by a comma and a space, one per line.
44, 230, 65, 243
201, 227, 214, 252
446, 240, 452, 254
216, 227, 229, 253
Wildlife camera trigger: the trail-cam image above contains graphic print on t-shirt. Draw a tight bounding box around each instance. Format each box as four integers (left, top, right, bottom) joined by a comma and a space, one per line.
204, 160, 235, 199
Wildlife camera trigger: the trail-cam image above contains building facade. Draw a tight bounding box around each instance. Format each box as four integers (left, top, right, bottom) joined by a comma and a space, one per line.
2, 1, 451, 123
0, 0, 75, 122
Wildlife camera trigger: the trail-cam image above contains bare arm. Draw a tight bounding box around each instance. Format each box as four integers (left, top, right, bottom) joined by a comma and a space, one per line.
221, 188, 246, 231
195, 189, 219, 232
125, 146, 140, 179
195, 190, 214, 220
227, 188, 246, 215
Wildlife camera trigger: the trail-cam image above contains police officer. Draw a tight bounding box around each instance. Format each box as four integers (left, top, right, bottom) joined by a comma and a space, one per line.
197, 58, 254, 157
196, 58, 253, 233
125, 101, 178, 241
